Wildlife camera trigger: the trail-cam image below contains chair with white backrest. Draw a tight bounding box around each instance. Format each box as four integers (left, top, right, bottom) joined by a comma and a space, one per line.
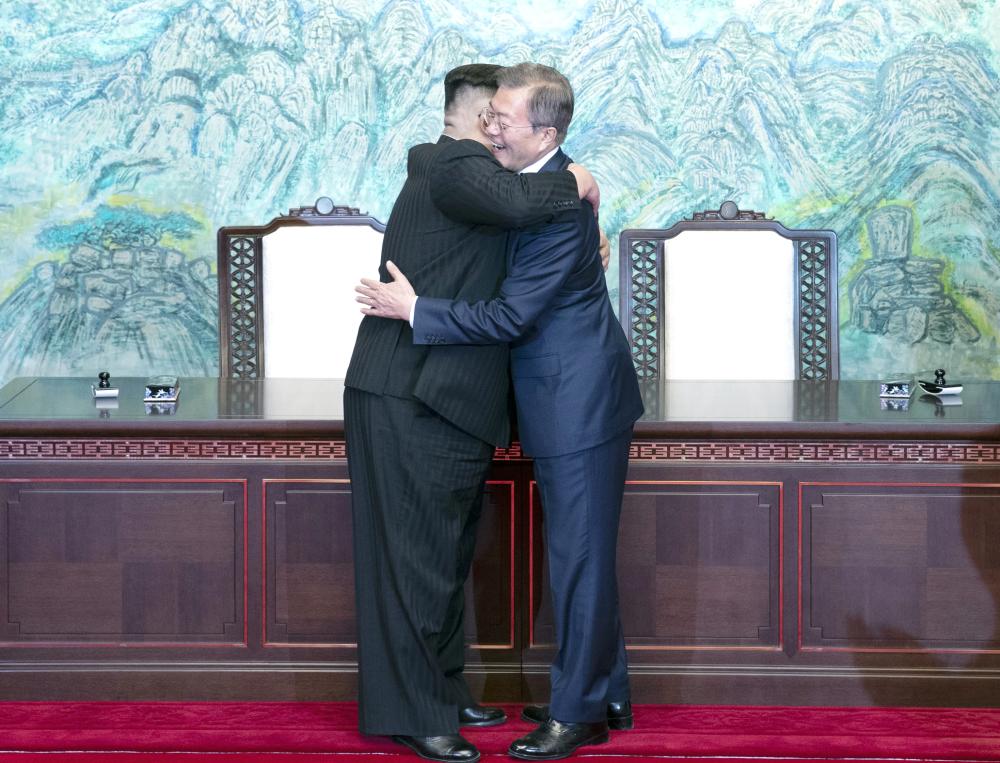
619, 201, 838, 417
217, 197, 385, 381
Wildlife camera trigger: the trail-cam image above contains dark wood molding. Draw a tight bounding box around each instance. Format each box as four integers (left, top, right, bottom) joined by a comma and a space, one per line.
2, 378, 1000, 703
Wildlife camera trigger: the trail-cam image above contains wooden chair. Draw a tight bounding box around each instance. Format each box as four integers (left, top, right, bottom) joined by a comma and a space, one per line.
619, 201, 839, 420
217, 197, 385, 381
619, 201, 839, 384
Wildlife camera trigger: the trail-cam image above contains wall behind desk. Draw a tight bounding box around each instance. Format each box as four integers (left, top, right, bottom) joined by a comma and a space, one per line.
0, 0, 997, 383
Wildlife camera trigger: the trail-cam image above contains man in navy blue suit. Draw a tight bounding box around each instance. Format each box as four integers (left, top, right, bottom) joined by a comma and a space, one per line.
346, 63, 609, 763
358, 62, 643, 761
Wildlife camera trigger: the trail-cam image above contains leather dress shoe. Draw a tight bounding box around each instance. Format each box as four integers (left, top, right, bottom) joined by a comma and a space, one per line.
508, 718, 609, 760
521, 700, 634, 730
391, 734, 480, 763
459, 703, 507, 727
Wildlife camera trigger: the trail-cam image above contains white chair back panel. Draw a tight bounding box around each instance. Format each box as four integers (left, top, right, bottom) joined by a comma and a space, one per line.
261, 225, 383, 379
260, 378, 346, 418
663, 229, 795, 381
663, 380, 795, 420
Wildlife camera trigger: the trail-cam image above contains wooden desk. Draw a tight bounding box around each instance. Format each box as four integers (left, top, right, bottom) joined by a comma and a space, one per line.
1, 377, 999, 705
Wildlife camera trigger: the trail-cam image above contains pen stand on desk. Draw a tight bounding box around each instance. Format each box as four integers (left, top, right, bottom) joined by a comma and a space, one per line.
91, 370, 119, 399
917, 368, 962, 396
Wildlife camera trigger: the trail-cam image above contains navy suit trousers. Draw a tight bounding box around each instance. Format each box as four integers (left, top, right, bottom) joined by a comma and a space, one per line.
532, 427, 633, 723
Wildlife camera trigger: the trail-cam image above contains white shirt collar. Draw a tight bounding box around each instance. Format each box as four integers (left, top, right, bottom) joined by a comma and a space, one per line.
519, 147, 559, 174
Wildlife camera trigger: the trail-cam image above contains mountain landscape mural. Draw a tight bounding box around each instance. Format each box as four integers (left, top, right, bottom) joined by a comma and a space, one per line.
0, 0, 997, 383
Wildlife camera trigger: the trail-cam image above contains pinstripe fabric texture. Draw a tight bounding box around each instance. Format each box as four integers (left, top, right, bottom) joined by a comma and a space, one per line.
532, 428, 633, 722
345, 136, 579, 446
343, 137, 580, 735
410, 147, 642, 724
345, 387, 492, 736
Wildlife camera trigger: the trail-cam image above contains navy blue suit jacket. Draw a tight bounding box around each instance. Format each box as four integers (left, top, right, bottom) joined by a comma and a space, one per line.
345, 137, 580, 446
413, 149, 643, 458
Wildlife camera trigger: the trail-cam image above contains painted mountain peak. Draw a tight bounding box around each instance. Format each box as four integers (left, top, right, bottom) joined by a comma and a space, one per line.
0, 0, 996, 383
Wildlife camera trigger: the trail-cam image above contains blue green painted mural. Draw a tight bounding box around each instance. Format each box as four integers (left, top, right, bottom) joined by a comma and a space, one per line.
1, 0, 998, 383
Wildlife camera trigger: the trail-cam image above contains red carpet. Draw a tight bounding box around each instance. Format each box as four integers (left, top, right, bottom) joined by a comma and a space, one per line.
0, 703, 998, 762
0, 758, 987, 763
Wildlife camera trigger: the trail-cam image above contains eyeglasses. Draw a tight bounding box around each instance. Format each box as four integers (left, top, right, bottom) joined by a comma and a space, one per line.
479, 107, 545, 134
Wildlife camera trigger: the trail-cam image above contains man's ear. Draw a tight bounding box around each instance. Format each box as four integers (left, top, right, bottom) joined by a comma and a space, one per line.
540, 126, 559, 151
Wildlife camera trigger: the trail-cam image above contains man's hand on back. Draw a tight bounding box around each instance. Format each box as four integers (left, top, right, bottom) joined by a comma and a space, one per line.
356, 261, 417, 322
598, 227, 611, 271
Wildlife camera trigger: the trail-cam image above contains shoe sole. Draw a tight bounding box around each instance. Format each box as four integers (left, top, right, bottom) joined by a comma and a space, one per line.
508, 731, 609, 760
392, 736, 481, 763
519, 710, 634, 731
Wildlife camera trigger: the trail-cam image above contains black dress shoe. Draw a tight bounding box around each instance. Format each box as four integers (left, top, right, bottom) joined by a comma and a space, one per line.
521, 701, 633, 730
459, 703, 507, 727
391, 734, 480, 763
606, 701, 634, 730
508, 719, 609, 760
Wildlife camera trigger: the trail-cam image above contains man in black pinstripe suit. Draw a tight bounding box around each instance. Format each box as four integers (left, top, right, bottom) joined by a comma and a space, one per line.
343, 64, 598, 763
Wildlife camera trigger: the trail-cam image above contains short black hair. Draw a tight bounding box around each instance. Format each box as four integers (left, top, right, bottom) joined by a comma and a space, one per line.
443, 63, 502, 112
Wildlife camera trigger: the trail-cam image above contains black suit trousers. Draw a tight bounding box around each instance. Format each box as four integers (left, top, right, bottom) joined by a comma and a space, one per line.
344, 387, 493, 736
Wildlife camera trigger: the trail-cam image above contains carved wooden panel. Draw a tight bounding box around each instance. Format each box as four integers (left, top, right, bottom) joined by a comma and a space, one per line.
0, 480, 246, 646
263, 480, 355, 646
530, 481, 782, 650
800, 482, 1000, 652
262, 480, 515, 649
463, 481, 516, 650
8, 437, 1000, 464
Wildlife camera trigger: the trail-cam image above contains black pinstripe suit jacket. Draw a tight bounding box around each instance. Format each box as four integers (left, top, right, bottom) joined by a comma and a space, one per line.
345, 137, 580, 446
